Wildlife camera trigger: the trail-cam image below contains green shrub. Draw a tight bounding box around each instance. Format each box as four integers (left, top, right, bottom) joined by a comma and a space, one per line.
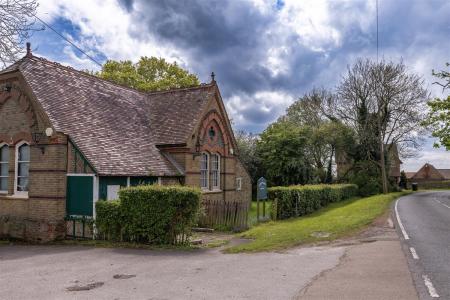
95, 185, 201, 245
269, 184, 358, 220
95, 200, 122, 241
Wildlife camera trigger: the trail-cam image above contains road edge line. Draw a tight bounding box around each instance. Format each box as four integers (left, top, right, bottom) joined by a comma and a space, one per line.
409, 247, 419, 260
395, 198, 409, 240
422, 275, 440, 298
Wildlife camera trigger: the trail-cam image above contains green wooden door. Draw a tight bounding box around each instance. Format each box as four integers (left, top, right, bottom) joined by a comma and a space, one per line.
67, 175, 94, 216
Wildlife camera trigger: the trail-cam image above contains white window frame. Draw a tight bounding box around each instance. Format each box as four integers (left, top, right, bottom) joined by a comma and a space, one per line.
211, 153, 221, 191
14, 141, 30, 197
0, 143, 9, 194
200, 152, 209, 190
236, 177, 242, 191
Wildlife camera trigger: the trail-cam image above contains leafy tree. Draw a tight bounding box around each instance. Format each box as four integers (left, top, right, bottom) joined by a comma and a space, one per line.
235, 130, 262, 184
256, 120, 314, 186
97, 56, 200, 92
285, 89, 355, 183
422, 63, 450, 150
0, 0, 40, 67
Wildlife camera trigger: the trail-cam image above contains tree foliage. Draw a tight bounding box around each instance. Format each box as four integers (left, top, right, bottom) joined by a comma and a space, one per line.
97, 56, 200, 92
0, 0, 40, 67
235, 130, 262, 184
256, 120, 314, 186
422, 63, 450, 150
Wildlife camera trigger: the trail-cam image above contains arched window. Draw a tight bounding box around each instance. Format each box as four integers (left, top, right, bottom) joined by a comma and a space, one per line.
15, 142, 30, 193
200, 152, 209, 189
0, 144, 9, 192
211, 153, 220, 190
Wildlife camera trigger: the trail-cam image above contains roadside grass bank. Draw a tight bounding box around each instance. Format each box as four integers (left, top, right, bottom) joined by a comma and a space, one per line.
227, 191, 411, 253
248, 200, 273, 227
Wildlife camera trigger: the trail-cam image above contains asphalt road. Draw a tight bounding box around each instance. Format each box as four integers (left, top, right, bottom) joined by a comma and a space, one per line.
395, 191, 450, 299
0, 243, 345, 300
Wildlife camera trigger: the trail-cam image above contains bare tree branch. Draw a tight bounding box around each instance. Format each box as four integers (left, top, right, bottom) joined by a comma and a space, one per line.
0, 0, 41, 67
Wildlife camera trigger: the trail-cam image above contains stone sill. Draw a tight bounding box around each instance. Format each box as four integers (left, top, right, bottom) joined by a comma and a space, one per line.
0, 194, 29, 200
202, 190, 222, 194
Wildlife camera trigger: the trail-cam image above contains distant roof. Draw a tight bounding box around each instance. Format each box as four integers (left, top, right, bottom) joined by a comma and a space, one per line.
437, 169, 450, 180
1, 55, 216, 176
405, 172, 416, 179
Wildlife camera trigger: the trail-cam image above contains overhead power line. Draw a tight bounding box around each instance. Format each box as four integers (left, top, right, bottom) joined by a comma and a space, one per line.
33, 14, 103, 67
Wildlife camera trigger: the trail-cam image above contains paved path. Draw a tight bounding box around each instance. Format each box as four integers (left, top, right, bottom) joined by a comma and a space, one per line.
0, 244, 344, 300
298, 214, 418, 300
394, 191, 450, 299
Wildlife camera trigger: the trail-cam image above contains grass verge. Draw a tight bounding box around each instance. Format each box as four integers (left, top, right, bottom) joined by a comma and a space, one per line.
248, 200, 273, 227
227, 191, 411, 253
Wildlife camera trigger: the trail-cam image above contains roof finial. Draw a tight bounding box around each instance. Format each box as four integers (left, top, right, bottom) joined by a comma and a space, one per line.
211, 72, 215, 83
26, 42, 32, 58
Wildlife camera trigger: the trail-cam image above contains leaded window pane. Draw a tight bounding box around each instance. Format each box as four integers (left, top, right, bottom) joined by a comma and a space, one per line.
200, 153, 209, 189
0, 178, 7, 190
18, 177, 29, 192
19, 144, 30, 161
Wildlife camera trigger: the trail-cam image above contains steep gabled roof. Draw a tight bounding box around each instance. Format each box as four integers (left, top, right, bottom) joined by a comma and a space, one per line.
4, 55, 215, 176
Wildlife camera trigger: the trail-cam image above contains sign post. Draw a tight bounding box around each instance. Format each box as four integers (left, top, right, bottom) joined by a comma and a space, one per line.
257, 177, 268, 221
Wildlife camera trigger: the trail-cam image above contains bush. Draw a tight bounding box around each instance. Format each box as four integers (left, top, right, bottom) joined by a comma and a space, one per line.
95, 200, 122, 241
95, 185, 201, 245
269, 184, 358, 220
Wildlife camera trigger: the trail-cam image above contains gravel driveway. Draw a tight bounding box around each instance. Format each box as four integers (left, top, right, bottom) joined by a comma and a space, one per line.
0, 243, 344, 300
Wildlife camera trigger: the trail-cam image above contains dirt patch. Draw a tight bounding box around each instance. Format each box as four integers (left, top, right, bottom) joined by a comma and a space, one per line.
66, 281, 104, 291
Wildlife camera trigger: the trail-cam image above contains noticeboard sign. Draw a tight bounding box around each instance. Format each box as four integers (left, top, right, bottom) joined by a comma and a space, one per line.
257, 177, 267, 200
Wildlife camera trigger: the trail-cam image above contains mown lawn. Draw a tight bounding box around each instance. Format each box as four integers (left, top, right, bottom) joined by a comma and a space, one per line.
227, 191, 410, 253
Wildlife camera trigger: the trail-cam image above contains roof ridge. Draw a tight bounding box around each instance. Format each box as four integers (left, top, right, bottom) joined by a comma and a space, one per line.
25, 55, 150, 95
22, 55, 214, 96
145, 82, 216, 95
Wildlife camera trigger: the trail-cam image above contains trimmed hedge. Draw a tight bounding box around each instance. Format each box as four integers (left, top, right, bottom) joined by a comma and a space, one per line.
269, 184, 358, 220
95, 185, 201, 245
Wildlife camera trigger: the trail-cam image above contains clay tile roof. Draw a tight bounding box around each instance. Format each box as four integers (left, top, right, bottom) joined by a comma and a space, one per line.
13, 56, 215, 176
405, 172, 416, 179
437, 169, 450, 180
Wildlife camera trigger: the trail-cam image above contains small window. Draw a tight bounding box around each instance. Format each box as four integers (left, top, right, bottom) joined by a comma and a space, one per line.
236, 177, 242, 191
16, 143, 30, 192
107, 185, 120, 200
211, 154, 220, 190
0, 144, 9, 192
200, 153, 209, 189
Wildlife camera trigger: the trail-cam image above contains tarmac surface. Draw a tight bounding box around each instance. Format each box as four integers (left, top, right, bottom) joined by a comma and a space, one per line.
395, 191, 450, 299
0, 243, 344, 300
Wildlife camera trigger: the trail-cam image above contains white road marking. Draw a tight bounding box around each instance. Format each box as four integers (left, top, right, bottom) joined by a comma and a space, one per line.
423, 275, 440, 298
395, 198, 410, 240
434, 199, 450, 209
409, 247, 419, 259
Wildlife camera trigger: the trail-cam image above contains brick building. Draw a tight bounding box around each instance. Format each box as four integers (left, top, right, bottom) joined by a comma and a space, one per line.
0, 50, 251, 241
406, 163, 450, 182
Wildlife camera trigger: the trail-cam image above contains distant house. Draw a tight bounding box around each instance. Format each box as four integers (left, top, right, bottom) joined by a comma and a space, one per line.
336, 143, 402, 183
406, 163, 450, 182
0, 48, 251, 241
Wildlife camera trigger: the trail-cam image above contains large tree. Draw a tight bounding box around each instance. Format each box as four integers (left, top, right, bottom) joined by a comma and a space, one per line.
96, 57, 200, 92
336, 59, 428, 193
422, 63, 450, 150
0, 0, 40, 67
256, 120, 314, 186
285, 89, 354, 183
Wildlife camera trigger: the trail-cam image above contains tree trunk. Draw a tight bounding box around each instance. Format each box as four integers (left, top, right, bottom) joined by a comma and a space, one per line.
379, 128, 388, 194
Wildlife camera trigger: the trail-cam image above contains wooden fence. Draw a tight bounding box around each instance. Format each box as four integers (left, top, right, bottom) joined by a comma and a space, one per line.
199, 199, 249, 231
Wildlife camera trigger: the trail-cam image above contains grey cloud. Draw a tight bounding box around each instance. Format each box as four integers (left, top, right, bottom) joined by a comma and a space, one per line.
117, 0, 450, 132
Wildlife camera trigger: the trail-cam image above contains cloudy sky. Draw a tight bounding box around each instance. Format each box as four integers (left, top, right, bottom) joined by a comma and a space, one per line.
27, 0, 449, 171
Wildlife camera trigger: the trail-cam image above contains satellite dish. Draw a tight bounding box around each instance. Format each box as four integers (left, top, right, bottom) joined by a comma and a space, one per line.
45, 127, 53, 137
